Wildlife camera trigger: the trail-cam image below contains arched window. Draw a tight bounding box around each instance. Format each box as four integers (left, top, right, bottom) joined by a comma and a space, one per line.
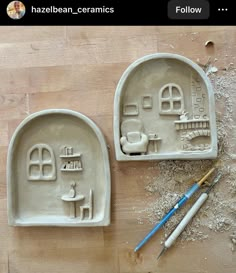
27, 144, 56, 181
159, 83, 184, 115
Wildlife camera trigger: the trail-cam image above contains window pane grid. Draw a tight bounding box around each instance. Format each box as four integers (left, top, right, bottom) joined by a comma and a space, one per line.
159, 83, 184, 115
27, 144, 56, 181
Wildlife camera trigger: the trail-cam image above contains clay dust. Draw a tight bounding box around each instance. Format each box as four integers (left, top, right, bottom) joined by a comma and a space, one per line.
135, 69, 236, 247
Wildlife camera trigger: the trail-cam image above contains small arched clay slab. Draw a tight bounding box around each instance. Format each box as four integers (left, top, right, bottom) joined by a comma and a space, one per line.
114, 53, 217, 161
7, 109, 111, 226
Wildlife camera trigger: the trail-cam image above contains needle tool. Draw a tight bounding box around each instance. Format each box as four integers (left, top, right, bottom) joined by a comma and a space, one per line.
134, 167, 215, 252
157, 172, 222, 261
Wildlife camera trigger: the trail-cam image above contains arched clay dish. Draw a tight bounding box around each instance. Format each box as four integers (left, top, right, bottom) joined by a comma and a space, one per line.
114, 53, 217, 161
7, 109, 110, 226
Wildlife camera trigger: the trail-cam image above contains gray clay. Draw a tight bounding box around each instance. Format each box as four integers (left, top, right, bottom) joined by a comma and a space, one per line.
114, 53, 218, 161
7, 109, 110, 226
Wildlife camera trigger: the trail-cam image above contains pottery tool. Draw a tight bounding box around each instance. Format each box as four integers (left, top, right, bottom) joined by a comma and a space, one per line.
157, 172, 222, 261
134, 167, 215, 252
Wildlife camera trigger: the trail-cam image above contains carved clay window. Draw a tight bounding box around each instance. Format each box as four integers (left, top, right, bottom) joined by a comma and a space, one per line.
159, 83, 184, 115
27, 144, 56, 181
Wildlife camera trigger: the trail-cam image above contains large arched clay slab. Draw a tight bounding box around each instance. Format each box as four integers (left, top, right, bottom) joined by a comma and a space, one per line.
7, 109, 110, 226
114, 53, 217, 161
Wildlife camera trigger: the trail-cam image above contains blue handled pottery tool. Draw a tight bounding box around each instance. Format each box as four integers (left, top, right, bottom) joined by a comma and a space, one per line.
134, 167, 215, 252
157, 172, 222, 260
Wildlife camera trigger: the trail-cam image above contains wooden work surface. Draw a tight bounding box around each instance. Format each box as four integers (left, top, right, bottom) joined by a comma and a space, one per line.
0, 26, 236, 273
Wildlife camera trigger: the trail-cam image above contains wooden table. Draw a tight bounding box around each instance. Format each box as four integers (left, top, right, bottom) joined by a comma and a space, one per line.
0, 26, 235, 273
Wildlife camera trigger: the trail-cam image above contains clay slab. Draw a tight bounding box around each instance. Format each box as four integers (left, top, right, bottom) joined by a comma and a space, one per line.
7, 109, 111, 226
114, 53, 218, 161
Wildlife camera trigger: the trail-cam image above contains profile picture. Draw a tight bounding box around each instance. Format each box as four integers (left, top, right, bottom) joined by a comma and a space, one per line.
7, 1, 25, 19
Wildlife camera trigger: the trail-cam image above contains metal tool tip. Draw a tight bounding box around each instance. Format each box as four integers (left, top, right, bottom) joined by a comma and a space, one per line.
134, 246, 139, 253
157, 247, 167, 261
198, 167, 216, 186
206, 172, 223, 193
